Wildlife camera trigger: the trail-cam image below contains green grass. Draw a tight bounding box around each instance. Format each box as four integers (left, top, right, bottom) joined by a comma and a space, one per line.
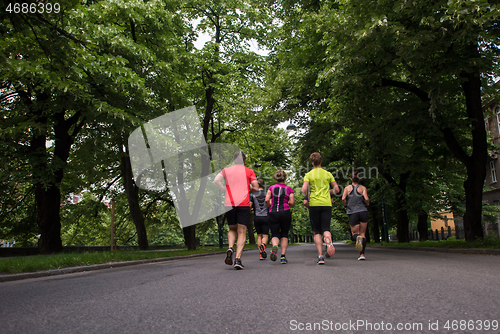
0, 244, 259, 274
362, 237, 500, 249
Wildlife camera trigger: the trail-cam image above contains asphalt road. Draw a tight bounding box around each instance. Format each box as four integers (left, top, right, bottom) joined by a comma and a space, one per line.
1, 243, 499, 334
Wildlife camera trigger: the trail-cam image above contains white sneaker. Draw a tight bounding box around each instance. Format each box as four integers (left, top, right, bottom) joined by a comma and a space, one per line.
358, 255, 366, 261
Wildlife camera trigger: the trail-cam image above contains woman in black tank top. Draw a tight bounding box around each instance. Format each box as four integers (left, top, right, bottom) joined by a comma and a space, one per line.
342, 169, 370, 260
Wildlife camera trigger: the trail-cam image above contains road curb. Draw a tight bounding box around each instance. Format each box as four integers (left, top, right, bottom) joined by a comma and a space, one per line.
367, 245, 500, 255
0, 251, 228, 283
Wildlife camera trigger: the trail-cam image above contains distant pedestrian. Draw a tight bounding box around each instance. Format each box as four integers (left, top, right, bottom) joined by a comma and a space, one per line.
265, 169, 295, 264
250, 179, 269, 260
214, 151, 259, 269
301, 152, 340, 265
342, 169, 370, 260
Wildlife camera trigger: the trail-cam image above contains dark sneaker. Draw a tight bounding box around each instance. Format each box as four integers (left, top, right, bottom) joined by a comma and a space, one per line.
225, 248, 233, 265
324, 245, 330, 258
317, 255, 325, 265
234, 259, 244, 270
324, 236, 335, 257
259, 244, 267, 259
280, 256, 287, 264
270, 245, 278, 261
358, 254, 366, 261
355, 236, 363, 252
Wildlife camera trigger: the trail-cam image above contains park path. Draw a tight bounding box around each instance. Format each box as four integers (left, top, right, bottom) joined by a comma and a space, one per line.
1, 243, 499, 333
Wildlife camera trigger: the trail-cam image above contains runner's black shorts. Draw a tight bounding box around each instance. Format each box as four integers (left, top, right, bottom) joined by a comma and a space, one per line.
348, 211, 369, 226
268, 210, 292, 239
254, 215, 269, 235
309, 206, 332, 235
226, 206, 251, 227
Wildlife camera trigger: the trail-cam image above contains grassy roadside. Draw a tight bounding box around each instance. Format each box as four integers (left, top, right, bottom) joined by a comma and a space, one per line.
0, 244, 259, 275
354, 237, 500, 249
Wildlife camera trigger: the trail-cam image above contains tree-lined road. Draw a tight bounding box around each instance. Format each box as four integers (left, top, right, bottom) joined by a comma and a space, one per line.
1, 244, 499, 333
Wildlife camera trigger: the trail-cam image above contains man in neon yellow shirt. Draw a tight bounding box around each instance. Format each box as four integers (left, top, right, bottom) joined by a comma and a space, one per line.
301, 152, 340, 264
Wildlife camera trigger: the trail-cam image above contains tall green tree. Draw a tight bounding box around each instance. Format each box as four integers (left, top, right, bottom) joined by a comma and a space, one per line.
0, 0, 186, 252
317, 0, 499, 241
179, 0, 275, 248
270, 0, 499, 242
1, 0, 136, 253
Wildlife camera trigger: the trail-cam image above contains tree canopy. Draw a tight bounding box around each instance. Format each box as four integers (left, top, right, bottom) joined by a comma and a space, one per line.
1, 0, 499, 250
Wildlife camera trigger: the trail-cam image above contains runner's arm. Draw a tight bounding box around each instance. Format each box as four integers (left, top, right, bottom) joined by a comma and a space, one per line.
362, 186, 370, 206
341, 186, 349, 207
301, 181, 309, 208
213, 173, 225, 191
265, 190, 272, 207
330, 181, 340, 195
288, 193, 295, 207
250, 180, 259, 193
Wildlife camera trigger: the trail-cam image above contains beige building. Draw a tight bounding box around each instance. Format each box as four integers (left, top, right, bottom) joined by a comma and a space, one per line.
430, 211, 455, 231
483, 100, 500, 237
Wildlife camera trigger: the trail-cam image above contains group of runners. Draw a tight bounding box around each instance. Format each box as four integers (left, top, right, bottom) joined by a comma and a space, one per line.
214, 151, 369, 270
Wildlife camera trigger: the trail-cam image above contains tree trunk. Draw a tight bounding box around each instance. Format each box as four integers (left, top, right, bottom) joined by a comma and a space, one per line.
183, 225, 196, 250
417, 208, 429, 242
370, 204, 381, 243
461, 70, 487, 241
382, 171, 411, 243
395, 192, 410, 243
463, 169, 485, 241
32, 108, 83, 254
121, 153, 149, 250
31, 127, 62, 254
36, 183, 63, 254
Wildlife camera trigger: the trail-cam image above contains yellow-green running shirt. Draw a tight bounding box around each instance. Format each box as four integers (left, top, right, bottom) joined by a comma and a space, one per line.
304, 168, 335, 207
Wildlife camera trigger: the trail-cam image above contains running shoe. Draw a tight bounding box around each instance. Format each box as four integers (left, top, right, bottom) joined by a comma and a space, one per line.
225, 247, 233, 265
280, 255, 287, 264
358, 254, 366, 261
317, 255, 325, 265
259, 254, 265, 260
259, 244, 267, 259
324, 245, 330, 258
324, 236, 335, 257
270, 245, 278, 261
234, 259, 244, 269
355, 235, 363, 252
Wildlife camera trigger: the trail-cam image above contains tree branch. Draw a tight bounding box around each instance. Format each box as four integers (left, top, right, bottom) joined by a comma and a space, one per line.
378, 78, 430, 103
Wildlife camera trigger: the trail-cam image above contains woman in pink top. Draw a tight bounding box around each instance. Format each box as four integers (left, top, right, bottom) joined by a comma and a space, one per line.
265, 169, 295, 264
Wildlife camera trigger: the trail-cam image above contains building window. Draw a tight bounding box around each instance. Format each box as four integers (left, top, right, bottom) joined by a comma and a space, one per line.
490, 161, 497, 183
